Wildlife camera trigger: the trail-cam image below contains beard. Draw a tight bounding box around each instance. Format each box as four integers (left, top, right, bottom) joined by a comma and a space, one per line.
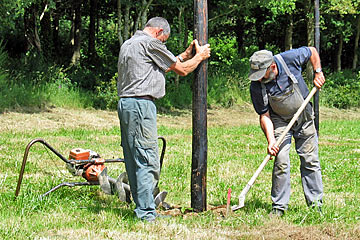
262, 69, 276, 83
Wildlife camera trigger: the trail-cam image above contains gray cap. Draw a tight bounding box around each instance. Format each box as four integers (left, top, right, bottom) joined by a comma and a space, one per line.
248, 50, 274, 81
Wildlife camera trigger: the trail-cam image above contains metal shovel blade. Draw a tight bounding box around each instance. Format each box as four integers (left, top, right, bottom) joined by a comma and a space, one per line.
231, 196, 245, 211
231, 184, 250, 211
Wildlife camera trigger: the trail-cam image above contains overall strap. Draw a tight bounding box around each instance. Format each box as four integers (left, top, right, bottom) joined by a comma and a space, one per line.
274, 54, 298, 84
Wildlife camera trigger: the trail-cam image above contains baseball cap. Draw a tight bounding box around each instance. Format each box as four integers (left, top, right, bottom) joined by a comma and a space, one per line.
248, 50, 274, 81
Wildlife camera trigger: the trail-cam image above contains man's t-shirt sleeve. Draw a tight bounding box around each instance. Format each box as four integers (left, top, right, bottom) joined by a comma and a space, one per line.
250, 81, 268, 115
147, 39, 177, 71
284, 46, 311, 69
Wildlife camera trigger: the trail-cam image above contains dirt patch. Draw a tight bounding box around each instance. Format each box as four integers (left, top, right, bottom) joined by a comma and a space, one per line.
0, 107, 119, 133
320, 106, 360, 121
0, 105, 258, 133
0, 106, 359, 133
158, 104, 259, 129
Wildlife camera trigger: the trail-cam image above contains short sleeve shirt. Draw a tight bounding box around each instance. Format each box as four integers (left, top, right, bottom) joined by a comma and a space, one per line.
250, 47, 312, 115
117, 30, 177, 99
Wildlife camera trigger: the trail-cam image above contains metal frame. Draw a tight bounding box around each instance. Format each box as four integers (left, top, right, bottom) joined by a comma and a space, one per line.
14, 137, 166, 199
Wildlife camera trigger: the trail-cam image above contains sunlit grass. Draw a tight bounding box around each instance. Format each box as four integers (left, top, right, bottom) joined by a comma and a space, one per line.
0, 107, 359, 239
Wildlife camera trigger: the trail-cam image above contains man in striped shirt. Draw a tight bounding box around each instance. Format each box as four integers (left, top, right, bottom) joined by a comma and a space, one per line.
117, 17, 210, 222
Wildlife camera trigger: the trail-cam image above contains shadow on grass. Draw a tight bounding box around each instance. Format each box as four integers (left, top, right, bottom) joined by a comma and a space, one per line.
157, 105, 191, 117
0, 104, 55, 114
240, 198, 272, 213
86, 201, 137, 221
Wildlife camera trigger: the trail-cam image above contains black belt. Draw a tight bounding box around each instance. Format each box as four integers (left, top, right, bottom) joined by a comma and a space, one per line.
122, 95, 155, 101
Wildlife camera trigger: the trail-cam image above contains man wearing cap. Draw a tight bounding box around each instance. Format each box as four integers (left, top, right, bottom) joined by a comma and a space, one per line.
117, 17, 211, 222
248, 47, 325, 217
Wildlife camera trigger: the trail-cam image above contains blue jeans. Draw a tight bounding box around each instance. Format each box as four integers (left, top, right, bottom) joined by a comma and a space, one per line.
117, 97, 160, 221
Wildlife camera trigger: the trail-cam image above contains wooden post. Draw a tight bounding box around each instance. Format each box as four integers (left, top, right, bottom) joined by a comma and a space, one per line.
191, 0, 208, 212
314, 0, 320, 133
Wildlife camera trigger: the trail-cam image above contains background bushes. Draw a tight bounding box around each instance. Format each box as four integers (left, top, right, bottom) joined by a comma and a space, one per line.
1, 37, 359, 113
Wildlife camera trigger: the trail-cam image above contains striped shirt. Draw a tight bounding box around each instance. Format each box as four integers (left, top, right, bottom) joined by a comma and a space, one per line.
117, 30, 177, 99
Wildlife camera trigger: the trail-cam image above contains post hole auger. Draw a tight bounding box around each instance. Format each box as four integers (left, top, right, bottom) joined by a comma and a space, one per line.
14, 137, 169, 208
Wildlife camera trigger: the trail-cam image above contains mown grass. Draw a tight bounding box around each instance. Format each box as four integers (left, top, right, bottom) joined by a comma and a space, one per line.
0, 107, 359, 239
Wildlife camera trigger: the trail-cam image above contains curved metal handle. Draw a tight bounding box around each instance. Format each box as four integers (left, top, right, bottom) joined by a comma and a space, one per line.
14, 138, 69, 199
15, 136, 168, 199
158, 136, 167, 170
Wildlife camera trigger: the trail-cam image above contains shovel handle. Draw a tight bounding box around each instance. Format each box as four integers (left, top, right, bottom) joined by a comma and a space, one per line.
238, 87, 318, 200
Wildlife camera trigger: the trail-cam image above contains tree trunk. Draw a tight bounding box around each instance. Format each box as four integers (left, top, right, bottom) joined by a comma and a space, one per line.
305, 0, 314, 83
253, 7, 266, 50
141, 0, 153, 28
134, 0, 145, 31
117, 0, 124, 46
88, 0, 98, 62
52, 2, 60, 57
336, 34, 343, 72
24, 4, 42, 53
234, 15, 245, 56
124, 4, 131, 41
70, 0, 82, 65
134, 0, 153, 31
284, 14, 293, 51
183, 20, 189, 49
174, 6, 186, 86
40, 3, 52, 57
353, 15, 360, 70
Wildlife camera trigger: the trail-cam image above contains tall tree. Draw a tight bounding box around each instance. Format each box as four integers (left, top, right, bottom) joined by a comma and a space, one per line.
324, 0, 357, 71
70, 0, 82, 65
266, 0, 297, 50
285, 15, 294, 50
24, 3, 42, 53
39, 1, 52, 57
353, 15, 360, 70
88, 0, 98, 61
305, 0, 314, 81
52, 1, 60, 57
117, 0, 153, 47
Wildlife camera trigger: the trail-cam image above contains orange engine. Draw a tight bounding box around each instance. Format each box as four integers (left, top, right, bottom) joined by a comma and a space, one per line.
69, 148, 105, 182
69, 148, 90, 160
83, 164, 105, 182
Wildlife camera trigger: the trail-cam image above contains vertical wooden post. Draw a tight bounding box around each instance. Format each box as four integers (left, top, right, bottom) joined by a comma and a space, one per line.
191, 0, 208, 212
314, 0, 320, 133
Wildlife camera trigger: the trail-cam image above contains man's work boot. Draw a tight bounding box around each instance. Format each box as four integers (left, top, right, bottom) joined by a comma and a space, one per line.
269, 208, 284, 217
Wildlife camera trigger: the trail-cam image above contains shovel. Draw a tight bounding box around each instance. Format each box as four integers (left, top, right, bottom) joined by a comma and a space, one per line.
232, 87, 318, 211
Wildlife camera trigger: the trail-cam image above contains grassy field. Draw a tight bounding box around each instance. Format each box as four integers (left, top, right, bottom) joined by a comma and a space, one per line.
0, 105, 359, 239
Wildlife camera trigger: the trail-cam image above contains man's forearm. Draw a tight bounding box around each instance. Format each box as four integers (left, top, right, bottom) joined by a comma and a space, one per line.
309, 47, 321, 70
260, 113, 276, 145
178, 51, 192, 62
180, 54, 204, 75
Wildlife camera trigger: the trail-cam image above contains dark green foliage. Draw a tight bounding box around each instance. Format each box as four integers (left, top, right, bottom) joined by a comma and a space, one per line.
94, 73, 118, 110
321, 70, 360, 109
0, 1, 359, 112
0, 47, 94, 112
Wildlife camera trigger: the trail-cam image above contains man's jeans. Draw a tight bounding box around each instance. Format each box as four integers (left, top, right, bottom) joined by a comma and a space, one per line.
117, 97, 160, 221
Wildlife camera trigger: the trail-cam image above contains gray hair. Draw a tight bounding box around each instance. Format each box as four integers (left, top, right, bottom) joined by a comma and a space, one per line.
144, 17, 171, 35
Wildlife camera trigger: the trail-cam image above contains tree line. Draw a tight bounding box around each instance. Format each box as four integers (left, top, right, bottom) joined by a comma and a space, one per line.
0, 0, 359, 111
0, 1, 359, 69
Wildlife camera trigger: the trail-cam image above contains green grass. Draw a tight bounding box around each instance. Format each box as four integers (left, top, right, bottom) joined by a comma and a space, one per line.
0, 107, 359, 239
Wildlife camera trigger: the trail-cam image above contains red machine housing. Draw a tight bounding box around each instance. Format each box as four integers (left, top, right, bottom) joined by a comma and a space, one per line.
69, 148, 105, 182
